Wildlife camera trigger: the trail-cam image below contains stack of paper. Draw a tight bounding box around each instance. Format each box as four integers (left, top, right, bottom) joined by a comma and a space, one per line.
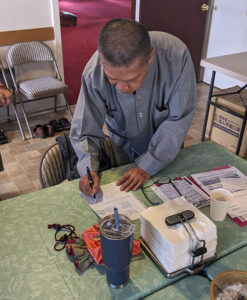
140, 197, 217, 273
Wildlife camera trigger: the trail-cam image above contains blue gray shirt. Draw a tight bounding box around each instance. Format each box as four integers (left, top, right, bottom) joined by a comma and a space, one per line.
70, 32, 196, 177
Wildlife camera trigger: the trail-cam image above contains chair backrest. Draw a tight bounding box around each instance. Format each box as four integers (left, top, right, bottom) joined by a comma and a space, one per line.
39, 143, 66, 188
7, 41, 55, 67
7, 41, 59, 84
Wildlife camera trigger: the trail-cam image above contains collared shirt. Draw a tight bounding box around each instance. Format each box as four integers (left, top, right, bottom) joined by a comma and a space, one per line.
70, 32, 196, 176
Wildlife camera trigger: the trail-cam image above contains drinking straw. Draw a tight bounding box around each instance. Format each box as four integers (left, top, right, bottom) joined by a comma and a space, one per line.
114, 207, 120, 231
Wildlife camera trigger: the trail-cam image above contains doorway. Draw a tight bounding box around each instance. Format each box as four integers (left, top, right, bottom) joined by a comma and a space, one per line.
59, 0, 132, 105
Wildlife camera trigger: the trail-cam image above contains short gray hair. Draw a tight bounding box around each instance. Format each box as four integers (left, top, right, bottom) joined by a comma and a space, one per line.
97, 18, 152, 67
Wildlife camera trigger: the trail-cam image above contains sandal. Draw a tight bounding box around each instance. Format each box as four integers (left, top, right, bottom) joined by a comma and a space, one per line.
58, 117, 71, 130
0, 129, 8, 144
48, 120, 63, 132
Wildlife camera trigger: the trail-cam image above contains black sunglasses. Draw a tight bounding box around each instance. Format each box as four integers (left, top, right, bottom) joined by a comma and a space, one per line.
141, 176, 181, 205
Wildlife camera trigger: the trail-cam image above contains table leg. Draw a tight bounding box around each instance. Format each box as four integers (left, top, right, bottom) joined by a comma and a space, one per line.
201, 71, 216, 142
236, 109, 247, 155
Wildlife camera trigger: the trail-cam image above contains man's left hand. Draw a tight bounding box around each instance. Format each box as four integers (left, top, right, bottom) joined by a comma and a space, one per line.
116, 166, 150, 192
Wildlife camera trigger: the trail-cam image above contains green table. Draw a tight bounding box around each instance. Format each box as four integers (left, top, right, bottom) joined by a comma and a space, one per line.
144, 275, 211, 300
205, 245, 247, 280
1, 142, 247, 299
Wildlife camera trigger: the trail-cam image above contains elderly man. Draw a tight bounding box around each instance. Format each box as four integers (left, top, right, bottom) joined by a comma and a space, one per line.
0, 82, 11, 171
70, 18, 196, 197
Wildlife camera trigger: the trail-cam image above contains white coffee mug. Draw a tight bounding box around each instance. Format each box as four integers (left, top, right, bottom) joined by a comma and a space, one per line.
210, 188, 233, 221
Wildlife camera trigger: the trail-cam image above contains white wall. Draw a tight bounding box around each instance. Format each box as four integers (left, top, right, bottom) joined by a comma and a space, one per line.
202, 0, 247, 88
0, 0, 66, 119
0, 0, 64, 79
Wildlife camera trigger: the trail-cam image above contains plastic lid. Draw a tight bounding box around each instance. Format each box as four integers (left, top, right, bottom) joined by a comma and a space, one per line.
99, 214, 135, 240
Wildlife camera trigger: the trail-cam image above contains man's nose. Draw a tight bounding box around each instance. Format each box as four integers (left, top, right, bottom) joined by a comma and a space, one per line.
116, 82, 129, 91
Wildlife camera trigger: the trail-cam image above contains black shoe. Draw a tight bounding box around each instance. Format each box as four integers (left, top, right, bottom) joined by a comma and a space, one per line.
0, 129, 8, 144
58, 117, 71, 130
48, 119, 63, 132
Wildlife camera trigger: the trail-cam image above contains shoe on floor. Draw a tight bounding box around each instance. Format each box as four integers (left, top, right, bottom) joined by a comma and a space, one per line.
59, 117, 71, 130
43, 124, 54, 137
33, 125, 47, 139
0, 129, 8, 144
48, 119, 63, 132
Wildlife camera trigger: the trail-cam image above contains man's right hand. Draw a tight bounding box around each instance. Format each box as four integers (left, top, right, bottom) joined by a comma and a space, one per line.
79, 171, 100, 196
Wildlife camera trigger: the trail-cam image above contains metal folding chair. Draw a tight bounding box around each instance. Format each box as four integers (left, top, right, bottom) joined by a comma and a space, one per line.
6, 41, 73, 139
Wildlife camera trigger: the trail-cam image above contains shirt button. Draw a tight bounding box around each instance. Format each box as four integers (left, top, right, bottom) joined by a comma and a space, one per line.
136, 94, 141, 100
139, 112, 143, 118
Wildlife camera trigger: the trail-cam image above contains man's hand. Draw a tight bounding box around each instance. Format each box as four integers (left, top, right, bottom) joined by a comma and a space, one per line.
116, 166, 150, 192
0, 84, 11, 107
79, 171, 100, 196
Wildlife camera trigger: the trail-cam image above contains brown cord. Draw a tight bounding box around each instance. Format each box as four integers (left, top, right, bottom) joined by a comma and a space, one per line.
48, 223, 79, 251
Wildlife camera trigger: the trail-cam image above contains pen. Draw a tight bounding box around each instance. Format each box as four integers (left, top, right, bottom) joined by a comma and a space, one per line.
86, 167, 96, 201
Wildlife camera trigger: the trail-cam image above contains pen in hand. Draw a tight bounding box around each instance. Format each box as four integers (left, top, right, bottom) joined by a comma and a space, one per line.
86, 167, 96, 201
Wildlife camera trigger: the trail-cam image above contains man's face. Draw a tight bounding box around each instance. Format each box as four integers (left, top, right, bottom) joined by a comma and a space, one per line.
101, 49, 154, 94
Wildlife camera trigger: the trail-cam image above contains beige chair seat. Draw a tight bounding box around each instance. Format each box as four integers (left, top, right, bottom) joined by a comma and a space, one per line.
19, 76, 68, 99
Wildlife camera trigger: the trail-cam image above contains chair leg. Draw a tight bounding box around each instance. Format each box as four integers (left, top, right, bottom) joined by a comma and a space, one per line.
64, 93, 73, 119
54, 95, 57, 112
17, 92, 34, 139
12, 102, 26, 140
7, 106, 10, 122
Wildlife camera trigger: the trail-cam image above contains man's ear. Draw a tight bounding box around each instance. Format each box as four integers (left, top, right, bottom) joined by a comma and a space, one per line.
148, 47, 155, 65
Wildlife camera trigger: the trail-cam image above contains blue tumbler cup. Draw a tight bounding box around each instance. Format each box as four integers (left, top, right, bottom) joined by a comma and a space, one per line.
99, 214, 135, 288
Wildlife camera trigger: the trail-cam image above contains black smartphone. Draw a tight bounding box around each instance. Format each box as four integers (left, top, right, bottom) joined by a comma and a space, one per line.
165, 210, 195, 226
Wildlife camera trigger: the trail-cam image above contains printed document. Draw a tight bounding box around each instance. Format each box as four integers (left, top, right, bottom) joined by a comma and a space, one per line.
80, 182, 146, 220
228, 190, 247, 221
151, 177, 210, 208
191, 166, 246, 194
220, 178, 247, 192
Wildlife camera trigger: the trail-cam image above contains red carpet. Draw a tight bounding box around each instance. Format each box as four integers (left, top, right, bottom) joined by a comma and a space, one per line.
59, 0, 132, 105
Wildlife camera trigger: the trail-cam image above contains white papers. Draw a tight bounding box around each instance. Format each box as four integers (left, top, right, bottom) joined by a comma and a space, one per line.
151, 177, 210, 208
191, 166, 246, 194
80, 182, 146, 221
220, 178, 247, 192
151, 183, 180, 202
228, 190, 247, 221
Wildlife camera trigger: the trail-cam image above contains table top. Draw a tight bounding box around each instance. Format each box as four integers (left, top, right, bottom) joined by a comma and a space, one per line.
144, 275, 211, 300
1, 142, 247, 299
205, 245, 247, 280
200, 52, 247, 83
